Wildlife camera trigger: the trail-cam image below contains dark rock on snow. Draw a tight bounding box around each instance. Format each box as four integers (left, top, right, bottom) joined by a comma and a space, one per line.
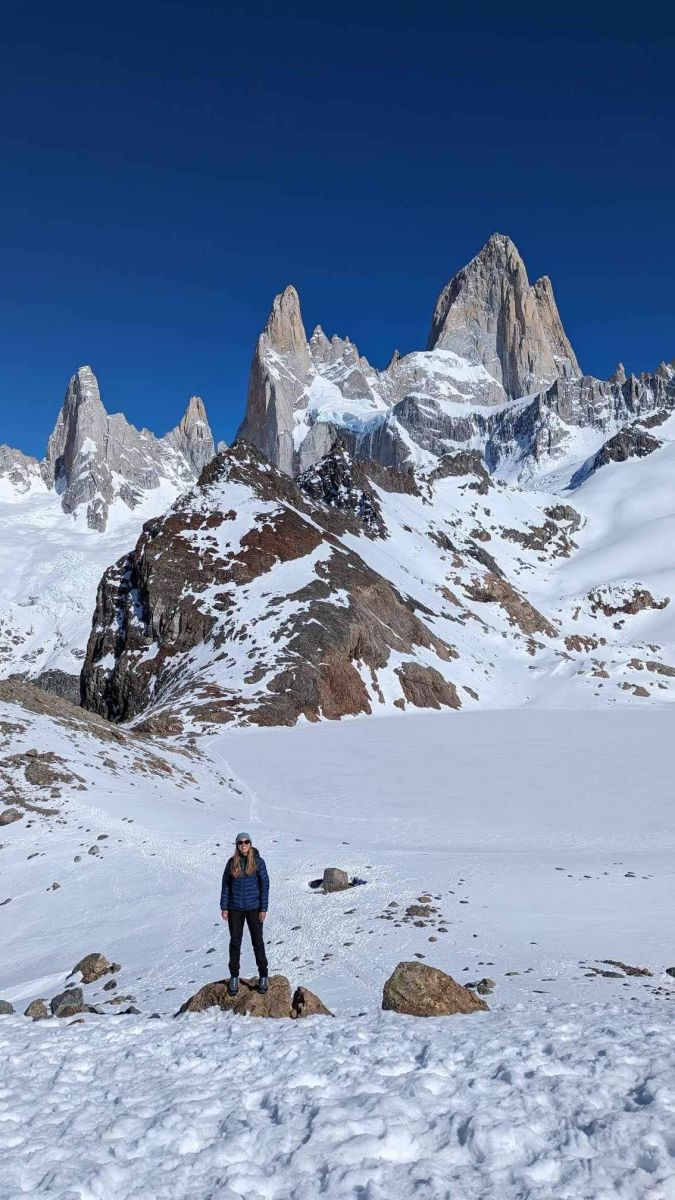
322, 867, 350, 893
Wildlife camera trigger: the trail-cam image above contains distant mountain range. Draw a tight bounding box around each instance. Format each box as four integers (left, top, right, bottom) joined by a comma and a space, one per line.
2, 233, 675, 724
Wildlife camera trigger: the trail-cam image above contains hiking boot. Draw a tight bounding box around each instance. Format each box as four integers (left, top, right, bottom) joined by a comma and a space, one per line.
227, 976, 239, 997
257, 976, 268, 995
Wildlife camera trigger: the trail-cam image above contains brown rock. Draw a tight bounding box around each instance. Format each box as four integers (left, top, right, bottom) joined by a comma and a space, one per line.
323, 867, 350, 893
24, 999, 50, 1021
69, 952, 113, 984
0, 808, 22, 826
177, 976, 331, 1019
234, 976, 292, 1018
291, 986, 333, 1018
382, 961, 489, 1016
465, 572, 556, 638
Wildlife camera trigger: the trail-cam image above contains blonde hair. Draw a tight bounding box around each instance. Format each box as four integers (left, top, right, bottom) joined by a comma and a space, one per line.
231, 843, 257, 877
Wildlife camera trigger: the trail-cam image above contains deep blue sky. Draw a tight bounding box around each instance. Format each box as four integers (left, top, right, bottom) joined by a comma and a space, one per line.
1, 1, 674, 457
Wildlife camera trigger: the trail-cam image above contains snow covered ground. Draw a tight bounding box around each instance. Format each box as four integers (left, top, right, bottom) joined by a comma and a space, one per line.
0, 477, 186, 680
2, 997, 674, 1200
1, 703, 674, 1197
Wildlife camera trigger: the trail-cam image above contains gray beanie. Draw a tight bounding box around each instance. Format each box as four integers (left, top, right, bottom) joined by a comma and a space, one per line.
235, 831, 252, 844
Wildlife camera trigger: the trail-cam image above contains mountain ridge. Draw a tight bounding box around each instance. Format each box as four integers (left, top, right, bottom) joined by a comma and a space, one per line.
1, 365, 217, 531
237, 233, 674, 488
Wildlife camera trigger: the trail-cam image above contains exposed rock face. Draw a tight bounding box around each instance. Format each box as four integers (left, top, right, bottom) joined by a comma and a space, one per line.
237, 234, 675, 488
297, 442, 386, 535
164, 395, 216, 477
238, 286, 313, 475
591, 425, 662, 471
7, 670, 81, 707
40, 366, 216, 531
382, 961, 489, 1016
81, 441, 462, 728
427, 233, 580, 399
0, 445, 42, 493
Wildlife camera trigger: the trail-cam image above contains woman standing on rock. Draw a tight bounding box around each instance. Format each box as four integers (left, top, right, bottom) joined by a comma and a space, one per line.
220, 833, 269, 995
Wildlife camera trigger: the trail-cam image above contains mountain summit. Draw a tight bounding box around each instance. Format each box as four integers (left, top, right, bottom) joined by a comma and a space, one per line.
426, 232, 581, 397
238, 233, 674, 487
3, 366, 216, 531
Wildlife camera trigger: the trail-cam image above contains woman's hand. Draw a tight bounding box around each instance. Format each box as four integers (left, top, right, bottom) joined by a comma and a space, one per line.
259, 911, 267, 923
221, 910, 228, 921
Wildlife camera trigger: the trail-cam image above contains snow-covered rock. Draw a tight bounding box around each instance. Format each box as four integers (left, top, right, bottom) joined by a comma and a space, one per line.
43, 366, 215, 531
0, 368, 216, 685
237, 233, 675, 489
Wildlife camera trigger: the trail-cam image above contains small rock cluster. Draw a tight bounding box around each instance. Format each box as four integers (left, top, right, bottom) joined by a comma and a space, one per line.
19, 953, 127, 1021
177, 976, 332, 1019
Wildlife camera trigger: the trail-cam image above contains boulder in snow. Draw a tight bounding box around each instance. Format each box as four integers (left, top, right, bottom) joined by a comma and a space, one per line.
50, 987, 85, 1018
0, 808, 22, 826
177, 976, 331, 1019
323, 867, 350, 893
291, 986, 333, 1018
382, 962, 489, 1017
24, 999, 49, 1021
0, 999, 14, 1014
69, 952, 113, 984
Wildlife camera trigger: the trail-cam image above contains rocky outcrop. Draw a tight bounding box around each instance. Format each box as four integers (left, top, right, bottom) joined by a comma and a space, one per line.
236, 235, 675, 488
592, 425, 662, 471
164, 395, 216, 477
24, 999, 49, 1021
237, 286, 314, 475
427, 232, 580, 398
36, 366, 216, 531
177, 976, 332, 1018
0, 445, 42, 493
297, 442, 386, 535
382, 962, 489, 1016
81, 441, 462, 728
50, 987, 85, 1018
69, 953, 115, 984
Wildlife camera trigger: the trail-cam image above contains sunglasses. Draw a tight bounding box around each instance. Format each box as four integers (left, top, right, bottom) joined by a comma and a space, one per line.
237, 839, 251, 846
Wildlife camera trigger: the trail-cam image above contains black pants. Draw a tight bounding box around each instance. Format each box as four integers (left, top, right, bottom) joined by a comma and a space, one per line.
228, 909, 268, 977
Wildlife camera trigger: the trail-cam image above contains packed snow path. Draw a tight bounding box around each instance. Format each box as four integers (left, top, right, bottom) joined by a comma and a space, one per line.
1, 1001, 673, 1200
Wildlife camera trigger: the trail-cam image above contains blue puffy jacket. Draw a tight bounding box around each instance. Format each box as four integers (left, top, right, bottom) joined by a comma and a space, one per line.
220, 850, 269, 912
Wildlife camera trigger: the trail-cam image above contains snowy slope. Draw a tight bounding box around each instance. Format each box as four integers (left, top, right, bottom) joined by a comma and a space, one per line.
1, 695, 674, 1198
2, 697, 673, 1015
0, 478, 186, 682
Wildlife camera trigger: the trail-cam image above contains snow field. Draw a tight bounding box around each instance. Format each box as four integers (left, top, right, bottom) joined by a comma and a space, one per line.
0, 1000, 673, 1200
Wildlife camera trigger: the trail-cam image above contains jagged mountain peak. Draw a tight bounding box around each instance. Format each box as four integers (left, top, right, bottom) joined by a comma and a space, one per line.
23, 366, 217, 531
263, 284, 308, 355
471, 230, 524, 268
427, 234, 580, 397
